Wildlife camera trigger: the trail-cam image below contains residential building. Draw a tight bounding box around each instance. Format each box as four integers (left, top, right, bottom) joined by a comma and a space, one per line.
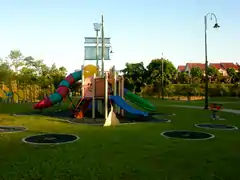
220, 62, 239, 72
209, 63, 228, 76
177, 65, 185, 73
209, 62, 239, 76
178, 62, 240, 77
184, 63, 205, 75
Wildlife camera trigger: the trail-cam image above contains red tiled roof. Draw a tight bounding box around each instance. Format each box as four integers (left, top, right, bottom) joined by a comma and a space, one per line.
177, 65, 185, 72
235, 63, 240, 69
186, 63, 205, 70
220, 62, 238, 70
209, 63, 223, 70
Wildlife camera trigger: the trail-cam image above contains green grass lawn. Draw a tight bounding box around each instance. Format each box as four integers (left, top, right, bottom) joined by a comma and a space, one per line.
149, 97, 240, 110
0, 100, 240, 180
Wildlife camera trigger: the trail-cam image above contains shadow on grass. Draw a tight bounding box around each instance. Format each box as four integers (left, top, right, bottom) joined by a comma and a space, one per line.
0, 101, 173, 126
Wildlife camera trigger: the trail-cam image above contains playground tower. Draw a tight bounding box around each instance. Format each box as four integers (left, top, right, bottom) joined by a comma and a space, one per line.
78, 64, 124, 121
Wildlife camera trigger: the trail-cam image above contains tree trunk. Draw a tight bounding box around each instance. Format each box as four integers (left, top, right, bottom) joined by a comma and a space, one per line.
157, 82, 161, 99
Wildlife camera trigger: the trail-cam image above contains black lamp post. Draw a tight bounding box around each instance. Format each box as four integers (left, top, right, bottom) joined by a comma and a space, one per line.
204, 13, 220, 109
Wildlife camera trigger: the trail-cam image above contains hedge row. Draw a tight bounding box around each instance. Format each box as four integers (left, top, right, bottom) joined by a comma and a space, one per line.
141, 84, 240, 97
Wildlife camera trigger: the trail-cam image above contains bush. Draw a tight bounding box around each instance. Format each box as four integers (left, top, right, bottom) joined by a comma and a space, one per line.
141, 83, 237, 97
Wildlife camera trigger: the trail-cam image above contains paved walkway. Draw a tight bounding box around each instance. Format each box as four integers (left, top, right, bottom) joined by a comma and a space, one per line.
210, 101, 240, 104
169, 105, 240, 114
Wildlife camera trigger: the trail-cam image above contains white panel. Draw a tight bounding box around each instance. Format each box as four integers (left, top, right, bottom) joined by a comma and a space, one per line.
84, 46, 111, 60
84, 37, 111, 44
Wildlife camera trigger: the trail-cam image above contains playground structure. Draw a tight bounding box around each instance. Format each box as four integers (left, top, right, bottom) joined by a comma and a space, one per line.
0, 82, 43, 103
33, 64, 156, 126
33, 15, 156, 126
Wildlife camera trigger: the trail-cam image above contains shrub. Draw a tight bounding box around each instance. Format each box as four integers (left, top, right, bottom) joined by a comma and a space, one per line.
141, 83, 237, 97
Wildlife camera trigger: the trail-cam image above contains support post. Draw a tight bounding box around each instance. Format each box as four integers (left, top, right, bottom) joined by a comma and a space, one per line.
101, 15, 105, 77
92, 74, 96, 119
161, 57, 164, 100
121, 76, 124, 116
96, 30, 99, 76
81, 65, 85, 97
105, 72, 108, 120
113, 71, 117, 111
117, 77, 121, 114
97, 100, 100, 114
204, 15, 209, 109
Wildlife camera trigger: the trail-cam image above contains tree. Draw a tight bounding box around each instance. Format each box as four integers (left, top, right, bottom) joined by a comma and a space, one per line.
227, 68, 237, 83
146, 58, 177, 98
121, 62, 146, 92
218, 83, 229, 96
0, 59, 12, 83
237, 68, 240, 81
7, 50, 24, 73
164, 84, 175, 97
177, 72, 190, 84
147, 58, 176, 84
190, 67, 203, 83
232, 82, 240, 97
48, 64, 67, 90
207, 66, 220, 83
0, 50, 68, 100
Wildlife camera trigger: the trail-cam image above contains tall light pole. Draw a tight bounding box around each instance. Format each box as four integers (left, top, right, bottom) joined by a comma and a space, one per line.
93, 23, 101, 76
161, 53, 164, 100
204, 13, 220, 109
101, 15, 105, 77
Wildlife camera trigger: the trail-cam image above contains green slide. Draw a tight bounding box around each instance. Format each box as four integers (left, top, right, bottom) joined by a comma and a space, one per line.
124, 88, 156, 112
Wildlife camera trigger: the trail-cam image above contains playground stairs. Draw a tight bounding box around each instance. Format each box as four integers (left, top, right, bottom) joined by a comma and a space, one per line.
74, 99, 91, 119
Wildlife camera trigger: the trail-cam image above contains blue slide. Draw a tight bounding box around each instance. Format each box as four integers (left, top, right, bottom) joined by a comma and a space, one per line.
110, 96, 148, 116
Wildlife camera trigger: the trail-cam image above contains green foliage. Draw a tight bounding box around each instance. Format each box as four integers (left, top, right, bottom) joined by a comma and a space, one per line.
227, 68, 238, 83
190, 67, 203, 78
121, 62, 146, 92
177, 72, 190, 84
141, 84, 237, 97
121, 59, 240, 97
147, 58, 177, 86
207, 66, 221, 83
0, 50, 67, 90
190, 67, 203, 84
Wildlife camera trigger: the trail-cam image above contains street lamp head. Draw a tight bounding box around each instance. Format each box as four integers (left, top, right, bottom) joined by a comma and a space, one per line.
109, 45, 113, 53
213, 23, 220, 28
93, 23, 101, 31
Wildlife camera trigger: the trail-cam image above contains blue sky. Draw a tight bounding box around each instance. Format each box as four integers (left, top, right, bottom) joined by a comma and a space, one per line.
0, 0, 239, 73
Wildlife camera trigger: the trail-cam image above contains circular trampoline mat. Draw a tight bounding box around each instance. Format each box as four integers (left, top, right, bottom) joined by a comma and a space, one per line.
195, 124, 238, 130
22, 133, 79, 145
0, 126, 27, 133
161, 130, 215, 140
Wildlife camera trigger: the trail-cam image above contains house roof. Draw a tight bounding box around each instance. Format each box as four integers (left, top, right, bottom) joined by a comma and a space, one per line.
186, 63, 205, 70
177, 65, 185, 72
235, 63, 240, 69
209, 63, 223, 70
220, 62, 238, 70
